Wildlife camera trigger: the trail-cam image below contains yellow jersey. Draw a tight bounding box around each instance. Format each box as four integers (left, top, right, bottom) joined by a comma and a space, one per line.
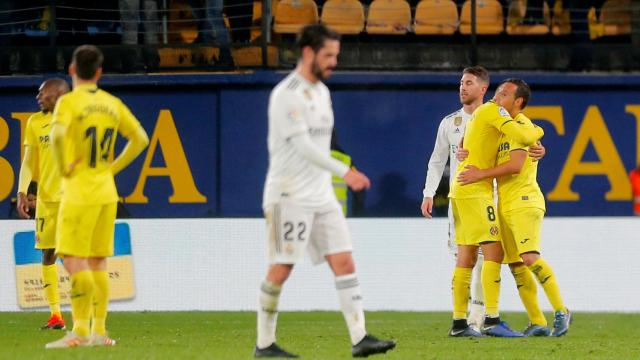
496, 113, 545, 212
449, 101, 544, 199
52, 83, 142, 205
24, 111, 62, 202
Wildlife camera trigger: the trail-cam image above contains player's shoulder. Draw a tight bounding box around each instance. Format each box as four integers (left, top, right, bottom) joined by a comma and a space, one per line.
441, 109, 465, 124
95, 88, 122, 104
271, 73, 305, 103
478, 101, 510, 118
514, 112, 532, 124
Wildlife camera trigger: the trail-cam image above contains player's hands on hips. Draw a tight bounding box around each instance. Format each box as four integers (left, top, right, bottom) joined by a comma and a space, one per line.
16, 192, 31, 219
344, 168, 370, 191
456, 148, 469, 162
529, 141, 545, 161
457, 165, 483, 185
421, 197, 433, 218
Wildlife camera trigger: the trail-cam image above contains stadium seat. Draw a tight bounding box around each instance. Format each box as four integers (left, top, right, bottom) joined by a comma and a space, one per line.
413, 0, 459, 35
321, 0, 365, 35
459, 0, 504, 35
551, 0, 570, 35
273, 0, 319, 34
600, 0, 631, 36
506, 0, 550, 35
366, 0, 412, 35
168, 1, 198, 43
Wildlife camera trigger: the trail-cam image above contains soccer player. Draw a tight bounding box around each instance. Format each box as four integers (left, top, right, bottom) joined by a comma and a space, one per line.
457, 78, 571, 337
448, 75, 544, 338
17, 78, 69, 330
45, 45, 149, 348
421, 66, 489, 332
255, 24, 396, 358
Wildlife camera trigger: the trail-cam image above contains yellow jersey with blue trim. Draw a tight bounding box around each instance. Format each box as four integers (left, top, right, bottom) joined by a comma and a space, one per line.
52, 83, 142, 205
24, 111, 62, 202
496, 113, 545, 212
449, 100, 544, 199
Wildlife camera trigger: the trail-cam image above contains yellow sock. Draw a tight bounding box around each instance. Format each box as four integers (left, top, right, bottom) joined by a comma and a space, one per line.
42, 264, 61, 317
91, 270, 109, 336
482, 261, 502, 317
452, 267, 472, 319
70, 270, 95, 337
511, 264, 546, 326
529, 258, 566, 313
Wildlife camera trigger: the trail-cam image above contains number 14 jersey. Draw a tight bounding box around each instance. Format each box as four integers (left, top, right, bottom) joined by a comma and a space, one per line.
52, 83, 142, 205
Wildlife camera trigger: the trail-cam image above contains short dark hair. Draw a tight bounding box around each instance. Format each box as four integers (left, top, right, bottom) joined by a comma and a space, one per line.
501, 78, 531, 109
43, 78, 70, 93
296, 24, 340, 53
462, 66, 490, 85
72, 45, 103, 80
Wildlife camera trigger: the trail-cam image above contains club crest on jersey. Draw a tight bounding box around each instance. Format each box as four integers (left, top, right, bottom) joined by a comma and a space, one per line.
287, 110, 301, 122
489, 225, 499, 236
498, 107, 510, 117
303, 89, 312, 101
454, 116, 462, 126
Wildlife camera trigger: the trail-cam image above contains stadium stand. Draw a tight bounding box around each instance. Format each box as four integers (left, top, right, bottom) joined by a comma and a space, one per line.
459, 0, 505, 34
413, 0, 459, 35
321, 0, 365, 34
273, 0, 319, 34
366, 0, 412, 35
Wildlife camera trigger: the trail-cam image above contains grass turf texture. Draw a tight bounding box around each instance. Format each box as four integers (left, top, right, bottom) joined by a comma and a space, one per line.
2, 311, 639, 359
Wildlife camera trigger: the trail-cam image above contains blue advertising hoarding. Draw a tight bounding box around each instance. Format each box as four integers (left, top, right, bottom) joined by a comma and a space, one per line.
0, 72, 637, 217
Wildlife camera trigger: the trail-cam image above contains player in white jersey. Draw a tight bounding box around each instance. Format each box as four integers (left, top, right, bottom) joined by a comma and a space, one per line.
255, 24, 396, 359
421, 66, 487, 332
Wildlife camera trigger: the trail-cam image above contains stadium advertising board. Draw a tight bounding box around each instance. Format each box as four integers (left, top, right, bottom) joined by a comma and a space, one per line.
0, 73, 637, 217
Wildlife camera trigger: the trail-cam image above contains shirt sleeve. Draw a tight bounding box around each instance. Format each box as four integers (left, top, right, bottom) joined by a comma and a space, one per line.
492, 105, 544, 146
270, 91, 308, 140
24, 115, 36, 146
423, 118, 450, 198
52, 95, 73, 128
117, 100, 143, 138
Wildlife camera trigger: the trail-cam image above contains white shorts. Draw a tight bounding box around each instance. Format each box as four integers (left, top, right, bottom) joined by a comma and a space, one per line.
265, 201, 352, 265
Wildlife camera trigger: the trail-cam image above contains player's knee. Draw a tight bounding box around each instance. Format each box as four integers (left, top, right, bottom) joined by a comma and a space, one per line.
267, 264, 293, 285
508, 262, 525, 273
520, 252, 540, 266
41, 249, 57, 265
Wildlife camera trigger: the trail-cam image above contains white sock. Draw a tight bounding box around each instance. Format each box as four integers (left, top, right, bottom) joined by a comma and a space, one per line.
468, 255, 485, 328
257, 281, 281, 349
335, 273, 366, 345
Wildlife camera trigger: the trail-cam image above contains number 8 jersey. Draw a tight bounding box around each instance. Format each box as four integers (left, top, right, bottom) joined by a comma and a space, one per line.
52, 83, 142, 205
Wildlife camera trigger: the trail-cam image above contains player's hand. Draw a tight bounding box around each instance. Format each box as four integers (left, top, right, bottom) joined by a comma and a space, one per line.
62, 157, 82, 177
421, 197, 433, 218
529, 141, 545, 161
456, 148, 469, 162
344, 168, 370, 192
457, 165, 483, 185
16, 192, 31, 219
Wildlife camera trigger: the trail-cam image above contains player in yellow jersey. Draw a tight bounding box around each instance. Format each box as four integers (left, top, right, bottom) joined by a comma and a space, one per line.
448, 73, 544, 337
17, 78, 70, 330
45, 45, 149, 349
457, 78, 571, 337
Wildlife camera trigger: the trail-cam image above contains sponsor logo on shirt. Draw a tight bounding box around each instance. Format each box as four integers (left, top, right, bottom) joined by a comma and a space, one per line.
498, 107, 510, 117
454, 116, 462, 126
308, 127, 332, 137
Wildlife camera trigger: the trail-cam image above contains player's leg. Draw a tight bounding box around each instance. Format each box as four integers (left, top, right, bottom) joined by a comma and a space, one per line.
513, 207, 570, 336
88, 202, 118, 346
501, 208, 548, 336
317, 206, 395, 357
255, 203, 308, 358
467, 251, 485, 332
46, 202, 100, 348
449, 199, 481, 337
35, 201, 65, 330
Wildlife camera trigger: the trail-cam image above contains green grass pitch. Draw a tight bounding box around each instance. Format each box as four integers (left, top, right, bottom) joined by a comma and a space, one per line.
2, 311, 640, 359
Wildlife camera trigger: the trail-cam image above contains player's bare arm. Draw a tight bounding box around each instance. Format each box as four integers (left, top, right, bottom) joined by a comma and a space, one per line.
344, 168, 371, 192
16, 145, 36, 219
111, 126, 149, 175
457, 150, 527, 185
421, 197, 433, 218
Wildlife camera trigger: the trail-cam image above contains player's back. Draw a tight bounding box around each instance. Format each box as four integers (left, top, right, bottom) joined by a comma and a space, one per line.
496, 113, 545, 212
450, 101, 512, 199
53, 84, 126, 205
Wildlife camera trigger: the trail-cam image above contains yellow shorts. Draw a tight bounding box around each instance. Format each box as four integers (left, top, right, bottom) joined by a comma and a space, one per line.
55, 201, 117, 258
34, 200, 59, 250
500, 207, 544, 264
451, 197, 501, 246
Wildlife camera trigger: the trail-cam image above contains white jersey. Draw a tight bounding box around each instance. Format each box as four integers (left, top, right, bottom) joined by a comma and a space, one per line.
422, 108, 471, 198
263, 72, 341, 209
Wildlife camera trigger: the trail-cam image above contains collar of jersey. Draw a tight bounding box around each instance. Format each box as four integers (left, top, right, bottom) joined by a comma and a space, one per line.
74, 83, 98, 92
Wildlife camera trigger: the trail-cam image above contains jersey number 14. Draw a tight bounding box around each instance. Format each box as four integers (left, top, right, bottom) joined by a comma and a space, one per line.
85, 126, 115, 168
